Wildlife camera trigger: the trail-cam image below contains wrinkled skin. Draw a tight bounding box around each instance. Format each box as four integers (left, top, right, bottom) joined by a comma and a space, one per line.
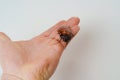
0, 17, 80, 80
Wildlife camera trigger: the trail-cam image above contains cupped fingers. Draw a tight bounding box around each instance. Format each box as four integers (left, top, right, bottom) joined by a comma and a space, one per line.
49, 25, 80, 53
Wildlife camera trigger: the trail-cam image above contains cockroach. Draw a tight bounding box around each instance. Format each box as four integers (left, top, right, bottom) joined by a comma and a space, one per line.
58, 27, 74, 43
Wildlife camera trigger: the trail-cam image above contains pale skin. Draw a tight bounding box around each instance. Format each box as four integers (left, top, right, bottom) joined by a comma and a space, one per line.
0, 17, 80, 80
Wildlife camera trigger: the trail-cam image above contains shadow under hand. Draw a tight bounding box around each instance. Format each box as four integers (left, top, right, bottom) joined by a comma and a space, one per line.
58, 29, 95, 80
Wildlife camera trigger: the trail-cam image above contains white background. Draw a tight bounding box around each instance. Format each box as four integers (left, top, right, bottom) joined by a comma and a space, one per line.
0, 0, 120, 80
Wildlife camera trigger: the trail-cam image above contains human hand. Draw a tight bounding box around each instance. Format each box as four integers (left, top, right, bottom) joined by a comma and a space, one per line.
0, 17, 80, 80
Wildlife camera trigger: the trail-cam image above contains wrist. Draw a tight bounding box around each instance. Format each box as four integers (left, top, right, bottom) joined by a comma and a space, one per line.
1, 71, 49, 80
1, 73, 23, 80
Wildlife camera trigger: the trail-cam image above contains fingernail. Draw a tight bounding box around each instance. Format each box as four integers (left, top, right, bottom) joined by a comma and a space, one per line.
67, 17, 80, 25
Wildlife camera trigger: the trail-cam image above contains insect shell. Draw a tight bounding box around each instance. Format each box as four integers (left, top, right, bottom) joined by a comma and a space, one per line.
58, 27, 74, 43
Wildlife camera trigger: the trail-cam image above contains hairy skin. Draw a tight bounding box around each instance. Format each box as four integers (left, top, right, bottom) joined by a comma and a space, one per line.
0, 17, 80, 80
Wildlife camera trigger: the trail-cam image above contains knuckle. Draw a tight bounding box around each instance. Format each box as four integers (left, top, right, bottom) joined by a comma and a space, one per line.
0, 32, 11, 41
0, 32, 6, 36
59, 20, 66, 24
